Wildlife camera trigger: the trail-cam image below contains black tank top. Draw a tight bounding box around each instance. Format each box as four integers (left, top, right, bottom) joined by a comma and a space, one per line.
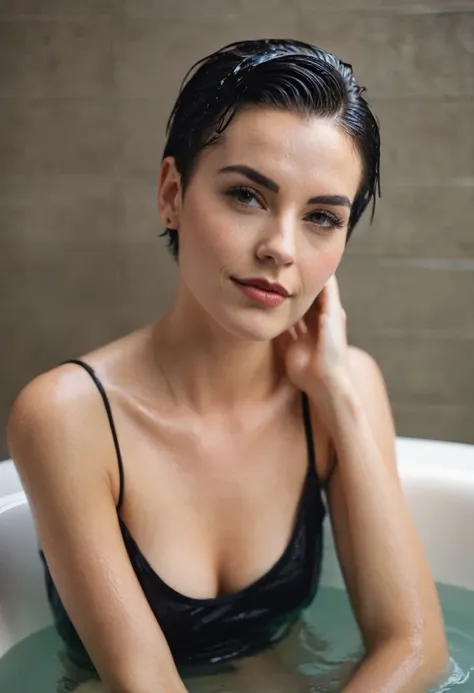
40, 359, 327, 672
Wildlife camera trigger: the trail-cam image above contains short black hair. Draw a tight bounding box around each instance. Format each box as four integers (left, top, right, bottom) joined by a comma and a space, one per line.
161, 38, 381, 260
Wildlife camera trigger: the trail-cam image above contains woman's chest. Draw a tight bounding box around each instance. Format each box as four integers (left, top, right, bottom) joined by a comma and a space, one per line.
115, 398, 322, 600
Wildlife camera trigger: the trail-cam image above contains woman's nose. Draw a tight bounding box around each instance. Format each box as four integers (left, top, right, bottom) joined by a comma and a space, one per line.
255, 217, 297, 267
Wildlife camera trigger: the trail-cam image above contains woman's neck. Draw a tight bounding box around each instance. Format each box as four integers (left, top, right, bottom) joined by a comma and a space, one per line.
151, 293, 285, 414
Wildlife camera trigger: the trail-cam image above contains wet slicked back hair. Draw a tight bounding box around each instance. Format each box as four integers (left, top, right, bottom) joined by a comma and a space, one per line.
161, 39, 381, 260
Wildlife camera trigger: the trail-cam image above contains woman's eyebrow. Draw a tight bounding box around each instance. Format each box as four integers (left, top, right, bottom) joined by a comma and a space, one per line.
218, 164, 279, 193
308, 194, 352, 208
218, 165, 352, 208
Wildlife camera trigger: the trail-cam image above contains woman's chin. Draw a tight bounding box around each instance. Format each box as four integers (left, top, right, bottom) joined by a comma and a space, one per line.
218, 310, 289, 343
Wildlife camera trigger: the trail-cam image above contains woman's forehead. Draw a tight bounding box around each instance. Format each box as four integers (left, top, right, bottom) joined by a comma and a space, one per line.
204, 108, 362, 198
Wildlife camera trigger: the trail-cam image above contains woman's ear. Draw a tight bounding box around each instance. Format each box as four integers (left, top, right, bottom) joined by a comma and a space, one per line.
158, 157, 182, 230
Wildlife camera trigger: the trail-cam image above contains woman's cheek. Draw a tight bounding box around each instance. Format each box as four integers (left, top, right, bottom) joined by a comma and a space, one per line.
304, 245, 344, 295
184, 198, 233, 256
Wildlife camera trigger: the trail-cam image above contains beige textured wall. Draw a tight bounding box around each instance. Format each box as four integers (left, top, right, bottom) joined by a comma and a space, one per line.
1, 1, 473, 459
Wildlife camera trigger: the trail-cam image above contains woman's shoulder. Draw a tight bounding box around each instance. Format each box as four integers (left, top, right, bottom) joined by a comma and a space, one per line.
8, 362, 97, 438
7, 363, 109, 481
346, 345, 392, 425
6, 326, 152, 483
10, 323, 153, 421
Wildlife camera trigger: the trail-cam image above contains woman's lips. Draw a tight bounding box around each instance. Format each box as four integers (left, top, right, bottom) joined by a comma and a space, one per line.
231, 278, 288, 308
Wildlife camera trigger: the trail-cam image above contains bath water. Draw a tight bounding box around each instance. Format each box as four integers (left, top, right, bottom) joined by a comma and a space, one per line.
0, 584, 472, 693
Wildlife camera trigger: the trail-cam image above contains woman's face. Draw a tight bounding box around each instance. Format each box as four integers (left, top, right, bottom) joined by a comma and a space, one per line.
160, 107, 362, 341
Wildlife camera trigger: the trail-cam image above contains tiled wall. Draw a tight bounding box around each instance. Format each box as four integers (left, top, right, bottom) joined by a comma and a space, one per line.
1, 1, 473, 458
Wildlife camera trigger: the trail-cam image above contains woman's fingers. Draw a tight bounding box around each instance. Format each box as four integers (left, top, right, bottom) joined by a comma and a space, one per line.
304, 292, 324, 333
295, 319, 308, 337
324, 275, 342, 313
278, 276, 343, 352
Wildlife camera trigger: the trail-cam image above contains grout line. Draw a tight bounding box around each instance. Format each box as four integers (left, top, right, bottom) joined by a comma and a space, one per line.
391, 402, 474, 412
373, 257, 474, 270
298, 3, 474, 16
1, 5, 474, 21
1, 94, 474, 103
386, 178, 474, 189
0, 15, 114, 21
342, 255, 474, 270
349, 329, 474, 340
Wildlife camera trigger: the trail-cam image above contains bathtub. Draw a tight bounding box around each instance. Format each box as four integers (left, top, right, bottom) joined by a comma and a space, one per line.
1, 437, 474, 661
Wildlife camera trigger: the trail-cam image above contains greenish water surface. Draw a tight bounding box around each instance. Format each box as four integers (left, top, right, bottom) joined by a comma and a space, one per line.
0, 584, 472, 692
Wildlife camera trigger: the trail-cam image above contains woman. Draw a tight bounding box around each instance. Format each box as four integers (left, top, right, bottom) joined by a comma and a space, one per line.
8, 39, 449, 693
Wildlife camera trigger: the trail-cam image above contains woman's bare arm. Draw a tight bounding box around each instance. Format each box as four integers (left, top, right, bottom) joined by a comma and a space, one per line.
320, 347, 449, 692
7, 370, 187, 693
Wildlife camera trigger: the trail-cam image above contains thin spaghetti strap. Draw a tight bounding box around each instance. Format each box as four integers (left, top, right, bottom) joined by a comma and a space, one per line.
61, 359, 125, 511
301, 392, 318, 482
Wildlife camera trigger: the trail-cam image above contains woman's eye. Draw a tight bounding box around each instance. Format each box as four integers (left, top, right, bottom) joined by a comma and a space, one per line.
306, 210, 345, 230
226, 186, 261, 207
